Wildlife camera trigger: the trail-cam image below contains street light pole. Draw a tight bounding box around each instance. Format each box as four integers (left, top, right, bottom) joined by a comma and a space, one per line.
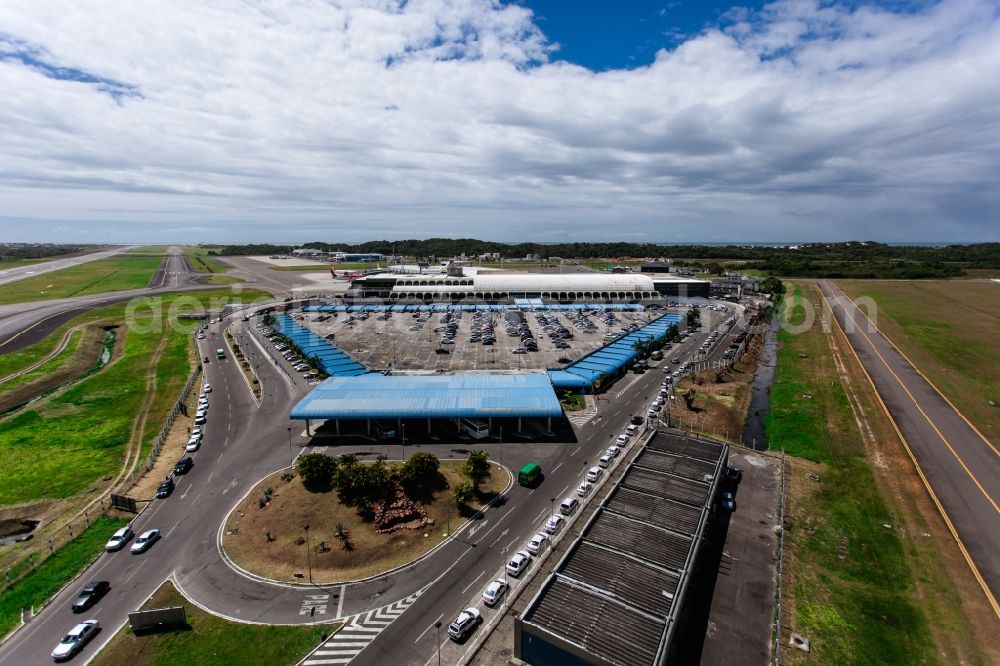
498, 425, 503, 473
303, 524, 313, 584
434, 621, 442, 666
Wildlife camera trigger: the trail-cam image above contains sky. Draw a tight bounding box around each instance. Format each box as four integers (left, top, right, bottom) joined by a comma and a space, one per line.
0, 0, 998, 245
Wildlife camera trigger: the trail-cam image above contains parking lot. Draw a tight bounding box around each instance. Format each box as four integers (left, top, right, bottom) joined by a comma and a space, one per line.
294, 308, 666, 373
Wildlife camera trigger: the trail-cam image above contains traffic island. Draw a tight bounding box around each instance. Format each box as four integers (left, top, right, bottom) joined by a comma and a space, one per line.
221, 455, 508, 584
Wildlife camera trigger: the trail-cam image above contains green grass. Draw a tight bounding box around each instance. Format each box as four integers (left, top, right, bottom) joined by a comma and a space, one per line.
0, 514, 128, 639
202, 275, 244, 285
92, 581, 326, 666
767, 282, 933, 664
268, 264, 334, 271
127, 246, 168, 255
0, 290, 269, 506
0, 324, 79, 380
182, 246, 227, 274
0, 256, 162, 305
0, 329, 84, 393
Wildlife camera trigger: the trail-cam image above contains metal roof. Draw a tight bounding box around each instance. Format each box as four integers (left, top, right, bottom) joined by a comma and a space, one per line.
289, 372, 563, 420
519, 431, 727, 666
272, 314, 367, 377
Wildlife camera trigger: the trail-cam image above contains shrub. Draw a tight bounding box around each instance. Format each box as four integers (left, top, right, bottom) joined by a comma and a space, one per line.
296, 453, 337, 492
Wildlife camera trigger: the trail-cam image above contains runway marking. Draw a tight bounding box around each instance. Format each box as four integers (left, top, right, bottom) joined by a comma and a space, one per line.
823, 284, 1000, 619
831, 290, 998, 514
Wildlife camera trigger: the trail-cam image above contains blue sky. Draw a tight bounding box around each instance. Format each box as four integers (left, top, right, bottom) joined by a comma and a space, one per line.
520, 1, 765, 70
0, 0, 997, 244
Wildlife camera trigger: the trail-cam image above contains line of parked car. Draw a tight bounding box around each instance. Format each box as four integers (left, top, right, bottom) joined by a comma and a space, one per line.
260, 326, 319, 378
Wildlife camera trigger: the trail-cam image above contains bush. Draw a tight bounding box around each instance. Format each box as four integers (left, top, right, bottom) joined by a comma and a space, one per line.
451, 481, 473, 506
296, 453, 337, 492
401, 452, 440, 490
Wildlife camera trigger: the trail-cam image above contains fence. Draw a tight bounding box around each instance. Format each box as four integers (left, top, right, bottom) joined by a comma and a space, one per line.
774, 448, 787, 665
123, 365, 202, 491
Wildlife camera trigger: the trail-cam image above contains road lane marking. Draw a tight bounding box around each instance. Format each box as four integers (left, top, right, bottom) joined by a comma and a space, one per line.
460, 569, 487, 594
414, 613, 445, 644
552, 462, 563, 473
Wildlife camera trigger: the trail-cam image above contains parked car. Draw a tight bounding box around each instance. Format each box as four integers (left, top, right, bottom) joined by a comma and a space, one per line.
526, 532, 549, 555
130, 529, 160, 554
482, 579, 509, 607
71, 581, 110, 613
448, 607, 482, 641
725, 467, 743, 484
559, 497, 579, 515
506, 550, 532, 577
51, 620, 100, 661
606, 445, 620, 458
173, 457, 193, 475
544, 514, 564, 534
203, 383, 212, 393
156, 478, 174, 499
615, 434, 629, 446
625, 425, 639, 436
720, 491, 736, 511
104, 527, 133, 552
586, 466, 602, 483
577, 481, 592, 496
185, 438, 201, 453
597, 454, 612, 468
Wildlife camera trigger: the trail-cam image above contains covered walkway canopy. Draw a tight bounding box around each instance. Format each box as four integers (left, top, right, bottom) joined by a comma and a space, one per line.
290, 373, 563, 421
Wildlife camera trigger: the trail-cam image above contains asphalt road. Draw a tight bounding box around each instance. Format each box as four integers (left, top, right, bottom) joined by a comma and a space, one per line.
0, 301, 747, 665
819, 280, 1000, 610
0, 247, 135, 287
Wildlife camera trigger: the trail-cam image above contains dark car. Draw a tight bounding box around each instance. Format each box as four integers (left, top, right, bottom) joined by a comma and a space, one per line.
720, 491, 736, 511
725, 466, 743, 484
71, 581, 110, 613
203, 356, 210, 363
630, 414, 645, 426
156, 477, 175, 499
173, 457, 193, 475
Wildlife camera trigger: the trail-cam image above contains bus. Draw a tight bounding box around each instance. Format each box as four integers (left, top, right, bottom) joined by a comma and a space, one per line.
459, 418, 489, 440
216, 348, 226, 359
518, 463, 542, 488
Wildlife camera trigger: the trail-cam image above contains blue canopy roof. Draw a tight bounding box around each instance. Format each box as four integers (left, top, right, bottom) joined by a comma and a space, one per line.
273, 314, 367, 377
290, 373, 563, 420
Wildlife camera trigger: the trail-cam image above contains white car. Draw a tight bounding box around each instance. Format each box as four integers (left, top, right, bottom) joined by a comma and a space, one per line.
606, 445, 620, 458
185, 438, 201, 453
104, 527, 133, 552
505, 550, 532, 577
625, 425, 639, 436
577, 481, 592, 497
615, 434, 629, 446
447, 607, 482, 641
482, 579, 509, 607
190, 426, 203, 439
526, 532, 549, 555
130, 529, 160, 554
586, 466, 602, 483
194, 414, 206, 425
598, 454, 612, 468
203, 384, 212, 393
544, 514, 564, 535
52, 620, 100, 661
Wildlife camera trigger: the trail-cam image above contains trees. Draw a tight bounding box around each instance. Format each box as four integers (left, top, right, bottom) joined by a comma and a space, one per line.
400, 452, 440, 494
451, 481, 473, 506
706, 262, 724, 275
685, 308, 701, 327
462, 450, 491, 491
667, 323, 680, 341
297, 453, 338, 492
760, 276, 785, 296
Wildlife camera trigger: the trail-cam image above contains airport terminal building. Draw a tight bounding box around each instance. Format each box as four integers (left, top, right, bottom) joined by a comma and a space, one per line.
348, 271, 709, 302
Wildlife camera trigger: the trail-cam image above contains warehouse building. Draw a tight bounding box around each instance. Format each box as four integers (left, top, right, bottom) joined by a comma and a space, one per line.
516, 431, 728, 666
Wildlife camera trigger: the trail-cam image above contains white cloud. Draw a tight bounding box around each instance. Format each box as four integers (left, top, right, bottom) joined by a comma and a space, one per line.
0, 0, 997, 243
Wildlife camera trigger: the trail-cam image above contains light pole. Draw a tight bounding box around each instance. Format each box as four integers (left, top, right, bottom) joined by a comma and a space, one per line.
550, 497, 555, 518
287, 426, 293, 468
434, 621, 442, 666
498, 425, 503, 473
303, 524, 313, 584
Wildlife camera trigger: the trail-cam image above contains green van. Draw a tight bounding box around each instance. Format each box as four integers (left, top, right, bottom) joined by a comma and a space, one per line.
518, 462, 542, 488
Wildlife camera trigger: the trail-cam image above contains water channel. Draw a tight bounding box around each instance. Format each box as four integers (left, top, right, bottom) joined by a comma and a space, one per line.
742, 314, 779, 450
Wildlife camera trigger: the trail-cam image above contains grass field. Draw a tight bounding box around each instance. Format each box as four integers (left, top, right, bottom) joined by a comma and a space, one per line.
0, 255, 162, 305
92, 581, 326, 666
768, 283, 933, 664
0, 290, 267, 506
837, 279, 999, 446
0, 514, 128, 639
126, 246, 168, 255
767, 284, 988, 664
0, 329, 84, 393
224, 459, 507, 583
269, 264, 335, 271
182, 246, 227, 274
